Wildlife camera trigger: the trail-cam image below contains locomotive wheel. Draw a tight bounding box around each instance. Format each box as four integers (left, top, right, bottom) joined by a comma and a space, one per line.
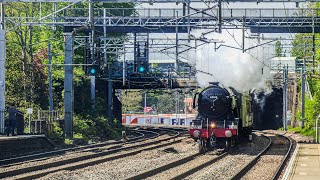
209, 135, 217, 149
225, 139, 230, 150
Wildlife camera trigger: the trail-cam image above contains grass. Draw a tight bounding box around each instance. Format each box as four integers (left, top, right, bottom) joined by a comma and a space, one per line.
287, 126, 316, 138
64, 138, 73, 145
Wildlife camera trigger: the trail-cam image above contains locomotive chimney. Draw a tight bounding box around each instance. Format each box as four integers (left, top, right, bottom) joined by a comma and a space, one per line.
209, 82, 219, 86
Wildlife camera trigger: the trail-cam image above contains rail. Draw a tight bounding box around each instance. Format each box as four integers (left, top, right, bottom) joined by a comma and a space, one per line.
0, 128, 182, 179
230, 132, 293, 180
0, 129, 149, 166
230, 134, 272, 180
272, 135, 293, 180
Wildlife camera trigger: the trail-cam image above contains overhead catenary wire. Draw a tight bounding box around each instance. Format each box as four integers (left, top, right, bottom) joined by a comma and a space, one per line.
198, 1, 272, 70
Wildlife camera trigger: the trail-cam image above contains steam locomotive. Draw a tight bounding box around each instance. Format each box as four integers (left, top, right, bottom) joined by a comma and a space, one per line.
189, 83, 253, 153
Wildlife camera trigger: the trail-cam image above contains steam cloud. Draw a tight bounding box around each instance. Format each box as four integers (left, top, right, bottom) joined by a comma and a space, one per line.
188, 29, 272, 93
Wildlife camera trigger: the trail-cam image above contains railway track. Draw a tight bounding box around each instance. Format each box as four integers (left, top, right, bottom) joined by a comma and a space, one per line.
127, 151, 227, 180
0, 129, 152, 167
137, 132, 277, 179
0, 128, 183, 179
231, 132, 293, 180
127, 132, 271, 180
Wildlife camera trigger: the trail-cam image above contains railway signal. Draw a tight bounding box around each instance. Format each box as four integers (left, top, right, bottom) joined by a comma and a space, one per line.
87, 65, 99, 76
134, 34, 149, 73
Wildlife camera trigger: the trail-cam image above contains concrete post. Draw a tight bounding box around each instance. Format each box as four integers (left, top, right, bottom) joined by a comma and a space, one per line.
302, 44, 306, 128
0, 30, 5, 134
63, 33, 74, 138
144, 92, 146, 115
48, 42, 53, 112
91, 76, 95, 109
0, 3, 4, 30
107, 63, 113, 122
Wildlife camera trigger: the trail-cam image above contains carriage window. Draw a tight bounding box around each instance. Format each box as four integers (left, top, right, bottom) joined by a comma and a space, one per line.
246, 101, 252, 113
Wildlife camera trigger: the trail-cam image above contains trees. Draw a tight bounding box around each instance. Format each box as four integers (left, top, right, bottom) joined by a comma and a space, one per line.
275, 40, 285, 57
290, 3, 320, 137
121, 90, 143, 113
4, 2, 135, 140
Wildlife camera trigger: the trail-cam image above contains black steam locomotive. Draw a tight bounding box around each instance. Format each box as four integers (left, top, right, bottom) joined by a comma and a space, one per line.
189, 83, 253, 153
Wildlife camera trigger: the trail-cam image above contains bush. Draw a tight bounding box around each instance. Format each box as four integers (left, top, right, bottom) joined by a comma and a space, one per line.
288, 126, 316, 138
73, 114, 123, 142
49, 121, 64, 143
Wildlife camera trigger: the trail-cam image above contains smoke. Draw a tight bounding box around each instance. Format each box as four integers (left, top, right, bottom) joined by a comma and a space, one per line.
253, 92, 267, 111
188, 29, 272, 93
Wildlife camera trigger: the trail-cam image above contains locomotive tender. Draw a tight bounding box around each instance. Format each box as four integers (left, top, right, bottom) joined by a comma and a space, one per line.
189, 83, 253, 153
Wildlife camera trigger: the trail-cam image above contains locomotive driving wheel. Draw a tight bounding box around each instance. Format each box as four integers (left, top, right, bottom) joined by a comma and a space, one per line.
209, 135, 217, 149
225, 139, 232, 149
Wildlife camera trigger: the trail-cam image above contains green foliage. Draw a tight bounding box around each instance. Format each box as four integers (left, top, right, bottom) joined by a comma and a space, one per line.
122, 90, 143, 113
4, 2, 133, 141
157, 91, 186, 114
157, 93, 177, 114
295, 82, 319, 133
64, 138, 73, 145
73, 114, 122, 141
275, 41, 285, 57
122, 90, 193, 114
288, 126, 316, 138
290, 2, 320, 139
49, 121, 64, 142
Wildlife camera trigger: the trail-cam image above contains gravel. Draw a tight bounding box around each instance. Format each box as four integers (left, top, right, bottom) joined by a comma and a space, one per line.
183, 133, 270, 180
37, 138, 198, 180
264, 130, 314, 143
5, 130, 294, 180
0, 134, 172, 173
241, 134, 290, 180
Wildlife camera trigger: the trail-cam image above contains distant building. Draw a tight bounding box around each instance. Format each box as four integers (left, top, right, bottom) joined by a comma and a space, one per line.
270, 57, 296, 73
144, 107, 153, 113
184, 98, 196, 114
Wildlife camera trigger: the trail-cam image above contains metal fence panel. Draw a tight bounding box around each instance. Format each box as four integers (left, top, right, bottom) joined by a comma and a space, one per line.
30, 110, 62, 134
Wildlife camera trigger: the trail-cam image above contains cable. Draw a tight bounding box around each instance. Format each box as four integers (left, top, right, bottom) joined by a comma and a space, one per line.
282, 2, 294, 40
222, 2, 271, 69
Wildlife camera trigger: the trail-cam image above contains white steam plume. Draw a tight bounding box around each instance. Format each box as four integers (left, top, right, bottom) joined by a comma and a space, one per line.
188, 29, 272, 93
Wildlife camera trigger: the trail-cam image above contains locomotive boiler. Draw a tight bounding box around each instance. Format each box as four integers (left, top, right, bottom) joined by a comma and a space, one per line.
189, 83, 253, 153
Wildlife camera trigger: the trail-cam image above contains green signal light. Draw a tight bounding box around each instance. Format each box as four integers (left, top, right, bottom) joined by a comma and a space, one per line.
90, 68, 96, 74
138, 66, 145, 73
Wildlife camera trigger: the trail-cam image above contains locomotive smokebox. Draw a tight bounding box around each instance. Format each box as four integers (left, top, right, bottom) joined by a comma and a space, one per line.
198, 85, 231, 119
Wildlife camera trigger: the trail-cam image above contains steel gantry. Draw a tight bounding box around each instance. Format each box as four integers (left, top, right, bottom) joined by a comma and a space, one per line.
2, 0, 320, 2
4, 7, 320, 33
